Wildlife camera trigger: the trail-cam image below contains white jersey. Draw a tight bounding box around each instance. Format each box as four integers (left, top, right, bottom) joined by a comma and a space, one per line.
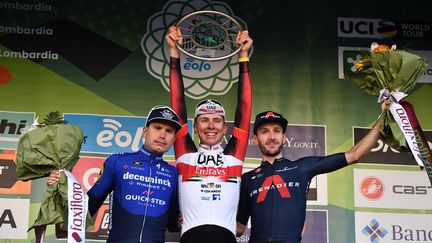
170, 56, 252, 235
176, 143, 243, 235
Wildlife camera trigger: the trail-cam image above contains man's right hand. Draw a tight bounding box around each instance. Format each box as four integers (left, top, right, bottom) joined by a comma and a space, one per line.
166, 26, 182, 58
47, 169, 61, 186
236, 30, 253, 58
236, 222, 246, 237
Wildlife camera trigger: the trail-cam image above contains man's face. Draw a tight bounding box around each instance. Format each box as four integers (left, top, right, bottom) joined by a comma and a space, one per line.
194, 113, 227, 146
253, 122, 285, 157
143, 120, 176, 153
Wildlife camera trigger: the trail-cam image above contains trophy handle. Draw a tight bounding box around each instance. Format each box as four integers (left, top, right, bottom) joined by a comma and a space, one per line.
175, 10, 244, 61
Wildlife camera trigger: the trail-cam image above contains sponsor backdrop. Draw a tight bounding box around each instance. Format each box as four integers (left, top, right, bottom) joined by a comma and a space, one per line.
0, 0, 431, 242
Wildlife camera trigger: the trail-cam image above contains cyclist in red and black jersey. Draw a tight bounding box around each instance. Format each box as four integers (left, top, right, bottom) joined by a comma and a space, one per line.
237, 103, 390, 243
166, 26, 253, 243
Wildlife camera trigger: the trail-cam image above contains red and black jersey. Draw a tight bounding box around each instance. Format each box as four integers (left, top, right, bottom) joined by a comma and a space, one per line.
237, 153, 348, 243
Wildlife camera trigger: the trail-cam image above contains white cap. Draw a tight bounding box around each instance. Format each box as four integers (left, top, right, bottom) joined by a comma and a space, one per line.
194, 99, 225, 118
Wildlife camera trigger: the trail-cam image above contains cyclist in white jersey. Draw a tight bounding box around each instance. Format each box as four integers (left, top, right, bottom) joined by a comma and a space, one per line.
166, 26, 253, 243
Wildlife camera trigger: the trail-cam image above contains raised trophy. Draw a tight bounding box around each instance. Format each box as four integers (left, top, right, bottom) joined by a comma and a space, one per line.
174, 10, 244, 61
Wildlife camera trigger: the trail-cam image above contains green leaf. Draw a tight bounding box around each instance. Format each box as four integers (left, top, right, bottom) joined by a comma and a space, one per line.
39, 111, 69, 127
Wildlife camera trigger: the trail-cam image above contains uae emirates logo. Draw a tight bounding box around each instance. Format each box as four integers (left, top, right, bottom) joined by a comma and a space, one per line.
141, 0, 251, 99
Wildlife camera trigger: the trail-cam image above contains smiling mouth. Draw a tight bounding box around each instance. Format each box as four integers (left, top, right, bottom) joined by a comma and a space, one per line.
205, 132, 218, 136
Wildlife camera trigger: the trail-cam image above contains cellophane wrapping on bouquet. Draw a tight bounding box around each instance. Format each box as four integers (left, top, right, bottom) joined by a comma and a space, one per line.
15, 112, 92, 233
345, 43, 432, 185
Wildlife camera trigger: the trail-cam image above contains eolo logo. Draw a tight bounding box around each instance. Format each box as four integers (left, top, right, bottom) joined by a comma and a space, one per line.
141, 0, 250, 99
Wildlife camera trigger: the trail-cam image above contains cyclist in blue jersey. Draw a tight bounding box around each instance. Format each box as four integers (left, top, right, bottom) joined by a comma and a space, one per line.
236, 101, 390, 243
48, 105, 182, 243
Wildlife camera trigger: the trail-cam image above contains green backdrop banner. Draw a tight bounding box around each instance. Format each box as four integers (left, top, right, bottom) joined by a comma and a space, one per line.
1, 0, 431, 242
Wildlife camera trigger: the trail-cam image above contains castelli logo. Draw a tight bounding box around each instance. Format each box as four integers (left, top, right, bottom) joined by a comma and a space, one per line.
360, 176, 385, 200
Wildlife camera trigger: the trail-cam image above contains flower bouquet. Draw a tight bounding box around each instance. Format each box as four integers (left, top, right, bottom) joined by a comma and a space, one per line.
16, 112, 92, 242
345, 43, 432, 186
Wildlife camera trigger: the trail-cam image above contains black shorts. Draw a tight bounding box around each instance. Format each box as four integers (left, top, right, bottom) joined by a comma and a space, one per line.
180, 225, 236, 243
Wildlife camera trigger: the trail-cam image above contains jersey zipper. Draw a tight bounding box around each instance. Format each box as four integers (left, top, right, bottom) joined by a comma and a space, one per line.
139, 162, 153, 242
269, 163, 275, 241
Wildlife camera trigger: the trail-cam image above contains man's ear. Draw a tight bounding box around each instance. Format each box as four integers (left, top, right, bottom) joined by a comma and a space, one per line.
252, 134, 258, 145
193, 122, 197, 134
143, 127, 148, 138
222, 123, 228, 135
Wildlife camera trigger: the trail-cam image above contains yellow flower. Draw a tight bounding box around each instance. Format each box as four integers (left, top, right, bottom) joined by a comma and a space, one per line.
356, 62, 365, 71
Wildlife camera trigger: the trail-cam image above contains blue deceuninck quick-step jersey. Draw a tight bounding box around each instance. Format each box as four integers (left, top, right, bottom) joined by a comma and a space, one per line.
237, 153, 348, 243
87, 146, 179, 243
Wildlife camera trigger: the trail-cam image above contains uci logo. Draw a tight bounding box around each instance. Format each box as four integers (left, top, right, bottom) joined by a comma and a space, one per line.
339, 19, 374, 35
338, 17, 399, 39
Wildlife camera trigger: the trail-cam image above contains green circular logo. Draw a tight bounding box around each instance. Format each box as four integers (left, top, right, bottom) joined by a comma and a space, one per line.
141, 0, 251, 99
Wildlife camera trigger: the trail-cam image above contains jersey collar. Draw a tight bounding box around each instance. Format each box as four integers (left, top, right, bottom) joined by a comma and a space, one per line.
261, 157, 285, 166
199, 143, 223, 152
140, 146, 164, 162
